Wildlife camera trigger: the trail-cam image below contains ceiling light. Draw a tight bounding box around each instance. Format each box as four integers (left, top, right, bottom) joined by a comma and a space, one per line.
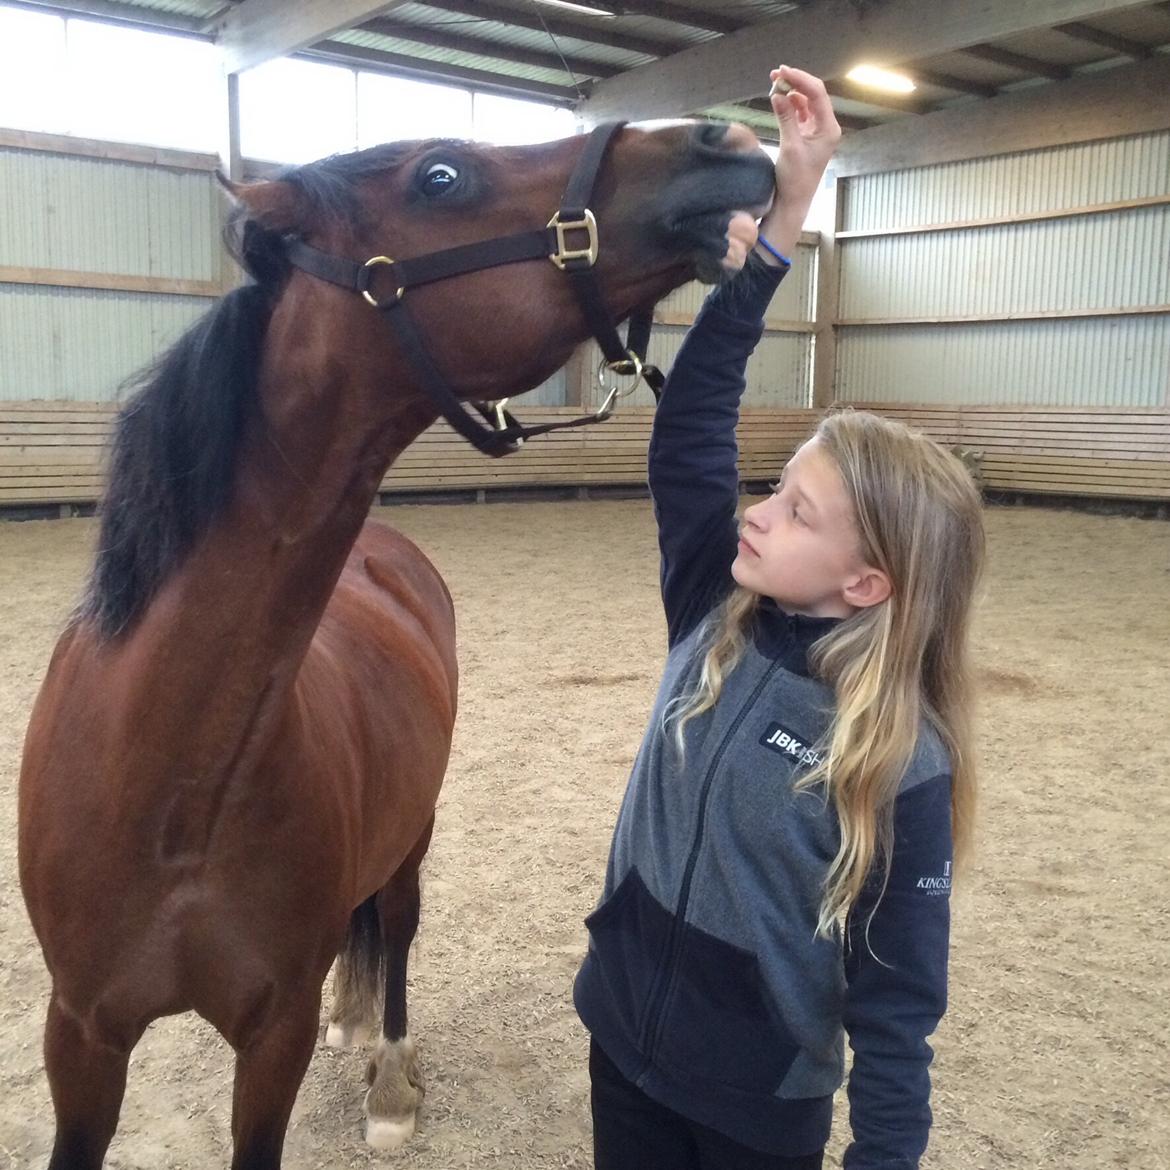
845, 64, 917, 94
532, 0, 619, 17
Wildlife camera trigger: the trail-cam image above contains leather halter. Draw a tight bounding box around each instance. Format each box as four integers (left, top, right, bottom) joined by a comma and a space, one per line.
283, 121, 664, 458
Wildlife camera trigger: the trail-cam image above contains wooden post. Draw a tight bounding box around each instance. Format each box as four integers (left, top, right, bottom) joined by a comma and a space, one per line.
812, 174, 843, 410
223, 70, 243, 183
562, 346, 588, 408
218, 70, 244, 294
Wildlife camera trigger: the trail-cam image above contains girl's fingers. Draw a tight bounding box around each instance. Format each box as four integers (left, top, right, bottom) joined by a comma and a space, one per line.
774, 64, 837, 132
770, 92, 796, 123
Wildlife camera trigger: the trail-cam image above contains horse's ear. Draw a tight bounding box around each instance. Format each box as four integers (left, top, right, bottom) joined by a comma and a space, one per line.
217, 173, 311, 234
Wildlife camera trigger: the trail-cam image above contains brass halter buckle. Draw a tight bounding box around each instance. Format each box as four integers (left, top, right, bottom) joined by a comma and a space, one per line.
361, 256, 406, 308
547, 210, 598, 270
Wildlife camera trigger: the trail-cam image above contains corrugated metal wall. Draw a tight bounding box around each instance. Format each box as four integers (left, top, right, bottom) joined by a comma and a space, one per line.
0, 147, 221, 278
577, 238, 818, 410
0, 145, 220, 401
836, 130, 1170, 408
0, 284, 210, 401
843, 131, 1170, 231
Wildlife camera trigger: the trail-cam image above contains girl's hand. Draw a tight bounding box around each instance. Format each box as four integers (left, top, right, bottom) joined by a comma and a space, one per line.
756, 65, 842, 264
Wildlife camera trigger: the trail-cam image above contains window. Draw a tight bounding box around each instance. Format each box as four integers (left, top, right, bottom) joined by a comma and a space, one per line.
0, 4, 579, 160
358, 73, 472, 146
472, 93, 576, 145
239, 57, 357, 163
66, 21, 220, 152
0, 7, 67, 133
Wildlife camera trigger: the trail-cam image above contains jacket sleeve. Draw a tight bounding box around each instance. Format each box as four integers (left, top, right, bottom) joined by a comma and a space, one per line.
648, 256, 787, 648
842, 773, 954, 1170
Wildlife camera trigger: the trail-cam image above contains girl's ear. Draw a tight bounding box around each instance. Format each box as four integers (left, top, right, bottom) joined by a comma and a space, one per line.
216, 173, 311, 234
841, 565, 891, 610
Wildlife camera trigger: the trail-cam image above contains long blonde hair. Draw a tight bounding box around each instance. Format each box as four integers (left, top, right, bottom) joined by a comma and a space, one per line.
671, 409, 985, 937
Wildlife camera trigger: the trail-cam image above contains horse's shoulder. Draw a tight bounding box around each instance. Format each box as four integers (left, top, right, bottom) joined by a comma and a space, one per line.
327, 521, 454, 644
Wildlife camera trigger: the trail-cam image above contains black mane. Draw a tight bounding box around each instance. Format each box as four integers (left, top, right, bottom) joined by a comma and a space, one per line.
81, 143, 444, 639
81, 282, 274, 638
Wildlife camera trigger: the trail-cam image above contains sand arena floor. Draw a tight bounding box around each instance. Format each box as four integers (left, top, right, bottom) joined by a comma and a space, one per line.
0, 498, 1167, 1169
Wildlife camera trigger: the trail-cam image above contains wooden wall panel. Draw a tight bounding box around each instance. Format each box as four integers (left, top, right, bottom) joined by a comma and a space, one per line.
2, 403, 1166, 508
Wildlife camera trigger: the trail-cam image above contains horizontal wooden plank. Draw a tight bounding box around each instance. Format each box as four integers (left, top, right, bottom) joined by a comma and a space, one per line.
986, 470, 1170, 485
0, 127, 221, 172
0, 451, 105, 468
835, 194, 1170, 240
985, 477, 1169, 499
0, 484, 101, 502
838, 305, 1170, 326
0, 476, 106, 490
0, 266, 221, 298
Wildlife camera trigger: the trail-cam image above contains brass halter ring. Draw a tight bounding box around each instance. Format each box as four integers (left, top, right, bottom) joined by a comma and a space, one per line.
595, 349, 646, 418
361, 256, 406, 308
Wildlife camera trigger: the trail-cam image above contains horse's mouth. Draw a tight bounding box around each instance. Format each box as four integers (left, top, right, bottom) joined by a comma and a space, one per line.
671, 204, 771, 283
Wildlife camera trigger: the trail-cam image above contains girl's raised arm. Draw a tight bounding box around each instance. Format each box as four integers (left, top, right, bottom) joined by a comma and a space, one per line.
648, 67, 841, 647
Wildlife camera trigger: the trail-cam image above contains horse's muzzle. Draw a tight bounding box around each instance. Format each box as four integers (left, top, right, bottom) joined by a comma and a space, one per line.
655, 123, 777, 269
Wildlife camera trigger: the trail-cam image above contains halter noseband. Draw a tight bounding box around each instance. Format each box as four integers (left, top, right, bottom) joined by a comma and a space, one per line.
282, 121, 664, 458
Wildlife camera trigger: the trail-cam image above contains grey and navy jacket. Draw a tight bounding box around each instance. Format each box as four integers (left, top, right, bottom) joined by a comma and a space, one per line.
574, 257, 954, 1167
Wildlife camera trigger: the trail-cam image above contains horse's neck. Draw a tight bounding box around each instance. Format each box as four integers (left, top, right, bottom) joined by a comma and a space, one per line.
120, 354, 435, 771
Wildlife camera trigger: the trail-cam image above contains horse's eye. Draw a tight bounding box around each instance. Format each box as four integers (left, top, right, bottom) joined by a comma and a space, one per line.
422, 163, 459, 195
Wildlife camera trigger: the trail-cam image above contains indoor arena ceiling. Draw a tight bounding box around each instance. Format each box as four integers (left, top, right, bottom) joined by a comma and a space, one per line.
11, 0, 1170, 141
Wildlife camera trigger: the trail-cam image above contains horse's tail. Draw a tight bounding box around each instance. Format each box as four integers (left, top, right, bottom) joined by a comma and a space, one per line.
343, 893, 386, 989
326, 894, 386, 1047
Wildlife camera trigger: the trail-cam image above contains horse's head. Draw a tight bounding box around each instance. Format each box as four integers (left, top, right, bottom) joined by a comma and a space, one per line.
225, 122, 774, 409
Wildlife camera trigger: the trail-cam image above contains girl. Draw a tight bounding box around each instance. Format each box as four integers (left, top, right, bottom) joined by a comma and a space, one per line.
574, 68, 985, 1170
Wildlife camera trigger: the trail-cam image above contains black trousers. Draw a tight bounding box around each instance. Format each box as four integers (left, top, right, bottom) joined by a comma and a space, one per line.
590, 1041, 824, 1170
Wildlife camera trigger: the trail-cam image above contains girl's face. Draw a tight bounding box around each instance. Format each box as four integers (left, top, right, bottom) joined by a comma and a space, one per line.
732, 438, 886, 618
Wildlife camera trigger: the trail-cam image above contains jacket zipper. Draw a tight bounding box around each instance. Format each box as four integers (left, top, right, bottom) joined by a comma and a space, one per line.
636, 657, 782, 1076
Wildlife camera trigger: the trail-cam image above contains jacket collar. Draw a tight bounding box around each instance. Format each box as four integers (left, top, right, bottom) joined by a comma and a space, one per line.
752, 598, 840, 677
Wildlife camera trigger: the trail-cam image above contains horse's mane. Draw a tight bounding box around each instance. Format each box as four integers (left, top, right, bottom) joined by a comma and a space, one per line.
80, 281, 274, 639
81, 140, 466, 639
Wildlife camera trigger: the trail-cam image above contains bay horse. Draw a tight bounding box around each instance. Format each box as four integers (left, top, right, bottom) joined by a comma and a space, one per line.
17, 120, 774, 1169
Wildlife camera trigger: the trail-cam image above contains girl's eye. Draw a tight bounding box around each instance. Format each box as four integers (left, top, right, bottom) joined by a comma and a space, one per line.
768, 481, 781, 495
422, 163, 459, 195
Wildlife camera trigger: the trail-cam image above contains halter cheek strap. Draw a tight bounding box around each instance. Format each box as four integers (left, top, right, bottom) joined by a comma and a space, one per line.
282, 121, 663, 458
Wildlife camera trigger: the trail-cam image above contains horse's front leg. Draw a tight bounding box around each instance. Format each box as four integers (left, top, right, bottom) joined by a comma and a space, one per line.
364, 816, 434, 1151
229, 988, 320, 1170
43, 993, 141, 1170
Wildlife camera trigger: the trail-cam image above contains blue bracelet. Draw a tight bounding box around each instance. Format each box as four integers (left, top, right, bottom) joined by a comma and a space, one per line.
756, 235, 792, 267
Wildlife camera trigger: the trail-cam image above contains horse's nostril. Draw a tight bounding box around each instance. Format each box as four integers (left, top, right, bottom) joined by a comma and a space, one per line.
723, 121, 761, 153
692, 120, 760, 154
694, 121, 730, 150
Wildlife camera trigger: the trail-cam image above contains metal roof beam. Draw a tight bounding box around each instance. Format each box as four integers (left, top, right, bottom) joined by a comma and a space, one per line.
358, 16, 622, 78
959, 44, 1071, 81
613, 1, 746, 36
1054, 20, 1153, 59
305, 39, 579, 103
4, 0, 204, 35
415, 0, 671, 59
216, 0, 412, 74
836, 52, 1170, 177
908, 66, 999, 100
580, 0, 1154, 123
825, 78, 932, 115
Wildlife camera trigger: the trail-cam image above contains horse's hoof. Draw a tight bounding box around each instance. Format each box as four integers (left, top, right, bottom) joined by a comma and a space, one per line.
325, 1020, 374, 1048
365, 1114, 415, 1150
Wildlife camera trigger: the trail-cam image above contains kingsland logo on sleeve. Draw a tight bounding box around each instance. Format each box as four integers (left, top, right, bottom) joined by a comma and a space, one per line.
917, 861, 953, 894
759, 722, 825, 768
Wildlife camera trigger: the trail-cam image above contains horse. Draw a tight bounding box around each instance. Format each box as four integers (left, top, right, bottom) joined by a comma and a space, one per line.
17, 119, 774, 1169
